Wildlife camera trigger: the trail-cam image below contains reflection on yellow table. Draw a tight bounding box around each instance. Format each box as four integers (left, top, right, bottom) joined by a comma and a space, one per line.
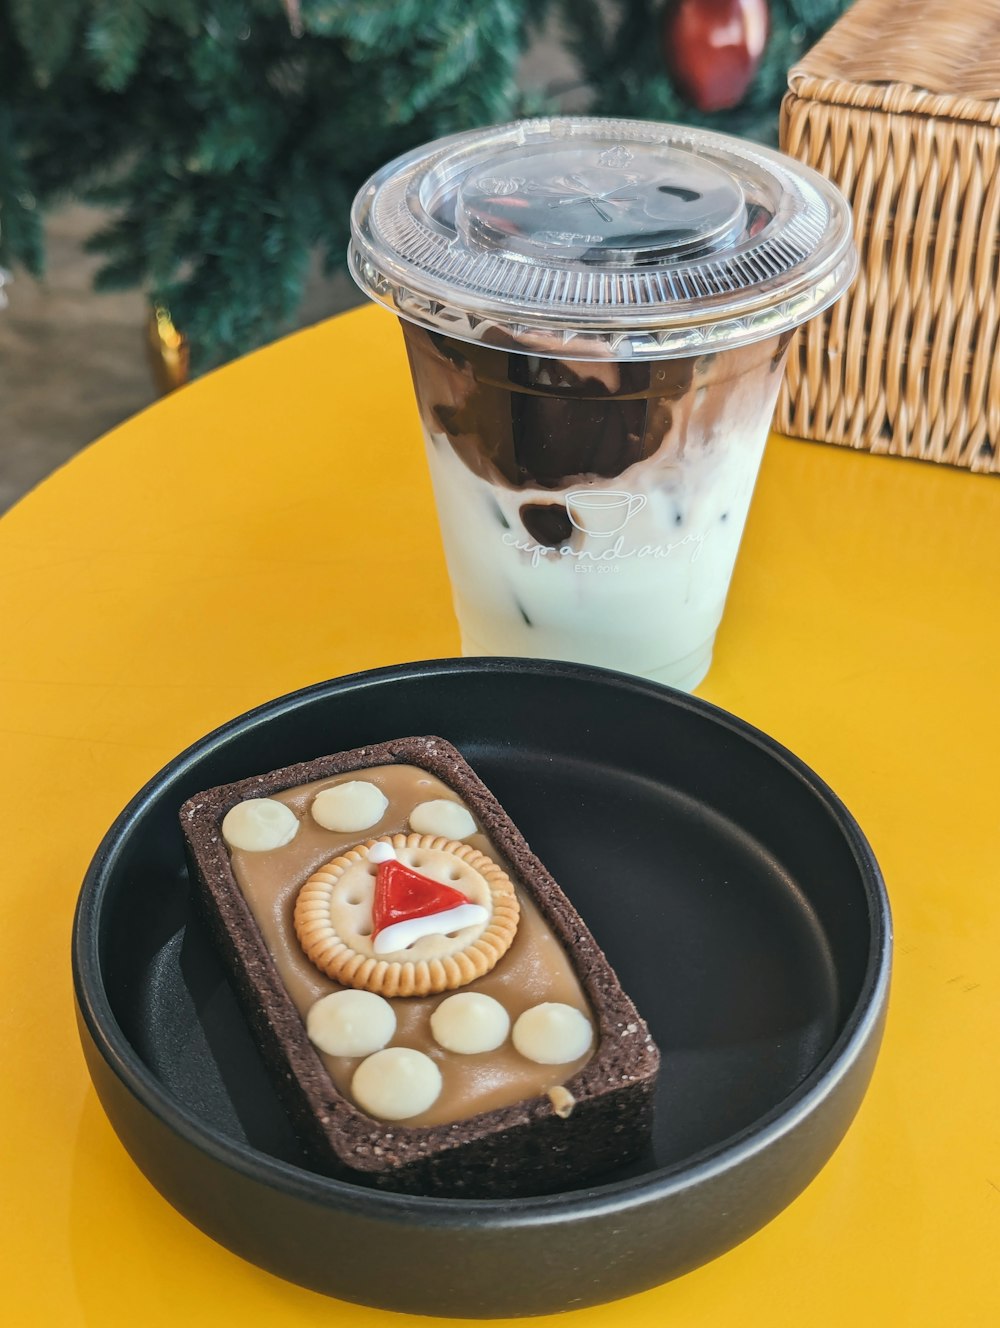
1, 305, 998, 1326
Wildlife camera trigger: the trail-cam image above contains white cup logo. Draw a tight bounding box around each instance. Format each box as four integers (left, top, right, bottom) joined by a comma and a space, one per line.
566, 490, 647, 537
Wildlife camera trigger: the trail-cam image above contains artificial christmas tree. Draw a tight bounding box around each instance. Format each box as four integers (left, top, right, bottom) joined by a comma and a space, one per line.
0, 0, 851, 375
1, 0, 538, 373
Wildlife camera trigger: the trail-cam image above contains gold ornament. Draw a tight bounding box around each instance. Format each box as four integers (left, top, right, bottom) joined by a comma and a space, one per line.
145, 304, 190, 395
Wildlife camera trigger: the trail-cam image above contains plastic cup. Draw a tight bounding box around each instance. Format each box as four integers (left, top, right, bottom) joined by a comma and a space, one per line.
350, 118, 855, 690
399, 322, 791, 688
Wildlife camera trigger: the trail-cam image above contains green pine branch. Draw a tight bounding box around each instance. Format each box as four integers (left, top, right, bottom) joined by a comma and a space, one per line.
9, 0, 85, 86
0, 107, 43, 274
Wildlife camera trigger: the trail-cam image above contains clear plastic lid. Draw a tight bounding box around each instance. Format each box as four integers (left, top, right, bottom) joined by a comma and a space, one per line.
349, 117, 856, 360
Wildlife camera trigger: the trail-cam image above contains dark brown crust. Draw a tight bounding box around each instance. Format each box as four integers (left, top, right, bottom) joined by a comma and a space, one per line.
179, 736, 659, 1198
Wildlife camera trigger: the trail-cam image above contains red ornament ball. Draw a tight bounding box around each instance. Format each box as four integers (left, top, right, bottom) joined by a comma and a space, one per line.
661, 0, 771, 112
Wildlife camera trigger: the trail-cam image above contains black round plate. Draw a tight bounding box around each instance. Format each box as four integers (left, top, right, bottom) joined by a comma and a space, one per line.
73, 659, 891, 1317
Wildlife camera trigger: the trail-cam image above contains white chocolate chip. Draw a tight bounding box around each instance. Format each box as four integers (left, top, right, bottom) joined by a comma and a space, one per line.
306, 990, 396, 1058
351, 1047, 443, 1121
409, 799, 476, 840
512, 1003, 594, 1065
221, 798, 299, 852
311, 781, 388, 833
430, 993, 510, 1054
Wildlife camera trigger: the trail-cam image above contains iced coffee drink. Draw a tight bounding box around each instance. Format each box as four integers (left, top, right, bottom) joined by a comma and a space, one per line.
350, 118, 855, 689
402, 325, 791, 687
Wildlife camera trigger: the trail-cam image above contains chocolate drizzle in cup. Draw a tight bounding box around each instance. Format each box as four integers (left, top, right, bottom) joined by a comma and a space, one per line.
405, 325, 693, 492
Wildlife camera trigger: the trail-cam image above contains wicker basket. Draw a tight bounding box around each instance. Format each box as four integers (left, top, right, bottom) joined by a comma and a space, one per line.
777, 0, 1000, 472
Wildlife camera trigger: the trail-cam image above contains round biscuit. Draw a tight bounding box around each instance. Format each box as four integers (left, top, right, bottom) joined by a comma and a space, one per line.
293, 834, 519, 996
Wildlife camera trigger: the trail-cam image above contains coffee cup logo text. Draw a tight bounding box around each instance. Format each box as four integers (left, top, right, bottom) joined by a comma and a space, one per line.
502, 531, 707, 569
567, 489, 645, 536
503, 488, 708, 569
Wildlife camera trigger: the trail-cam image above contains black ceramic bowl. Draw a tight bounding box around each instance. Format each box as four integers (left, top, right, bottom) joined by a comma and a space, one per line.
73, 659, 891, 1318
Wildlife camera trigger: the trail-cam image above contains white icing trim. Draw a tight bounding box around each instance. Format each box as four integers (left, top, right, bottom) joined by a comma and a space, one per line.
366, 841, 396, 864
373, 902, 489, 955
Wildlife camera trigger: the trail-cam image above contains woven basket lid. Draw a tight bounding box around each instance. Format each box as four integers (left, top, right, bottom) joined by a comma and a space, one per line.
788, 0, 1000, 126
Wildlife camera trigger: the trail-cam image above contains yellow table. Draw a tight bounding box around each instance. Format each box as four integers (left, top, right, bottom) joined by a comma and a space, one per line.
2, 304, 998, 1326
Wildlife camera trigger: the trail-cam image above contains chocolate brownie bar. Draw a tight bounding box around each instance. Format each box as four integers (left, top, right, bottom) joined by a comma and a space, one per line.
180, 736, 659, 1197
